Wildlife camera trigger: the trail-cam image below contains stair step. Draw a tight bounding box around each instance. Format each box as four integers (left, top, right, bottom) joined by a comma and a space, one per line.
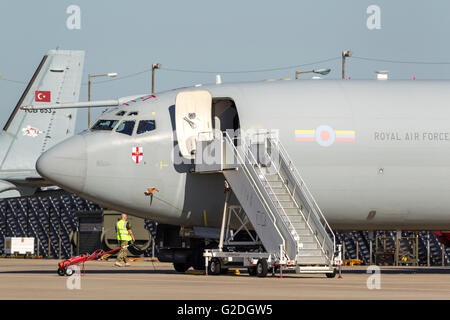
297, 236, 315, 242
282, 215, 304, 223
290, 221, 307, 229
279, 208, 300, 215
298, 242, 318, 249
296, 228, 313, 236
268, 189, 289, 195
264, 181, 283, 188
266, 185, 288, 194
271, 197, 293, 202
266, 184, 288, 191
296, 256, 329, 265
268, 193, 291, 201
297, 248, 323, 256
264, 174, 281, 182
275, 201, 296, 208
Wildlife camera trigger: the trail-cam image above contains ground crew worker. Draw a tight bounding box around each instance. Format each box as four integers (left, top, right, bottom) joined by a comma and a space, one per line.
115, 213, 135, 267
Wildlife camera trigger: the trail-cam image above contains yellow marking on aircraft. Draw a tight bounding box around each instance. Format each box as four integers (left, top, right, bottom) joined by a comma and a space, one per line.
159, 161, 168, 169
295, 130, 315, 134
334, 130, 355, 135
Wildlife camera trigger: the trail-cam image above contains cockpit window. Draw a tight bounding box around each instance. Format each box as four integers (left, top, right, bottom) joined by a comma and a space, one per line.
137, 120, 156, 134
116, 111, 126, 116
128, 111, 138, 116
116, 120, 135, 136
91, 119, 119, 131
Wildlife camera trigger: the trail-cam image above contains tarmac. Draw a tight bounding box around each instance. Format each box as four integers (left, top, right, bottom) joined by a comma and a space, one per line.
0, 258, 450, 300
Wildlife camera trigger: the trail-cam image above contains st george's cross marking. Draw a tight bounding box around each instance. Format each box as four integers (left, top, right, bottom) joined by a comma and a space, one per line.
132, 147, 143, 163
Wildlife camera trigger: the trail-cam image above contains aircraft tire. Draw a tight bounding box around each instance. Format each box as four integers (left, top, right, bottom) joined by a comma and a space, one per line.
208, 258, 221, 275
173, 263, 190, 273
326, 268, 337, 278
256, 259, 268, 277
248, 267, 257, 276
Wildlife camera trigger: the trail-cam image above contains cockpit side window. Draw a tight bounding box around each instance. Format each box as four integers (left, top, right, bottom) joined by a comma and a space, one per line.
128, 111, 138, 116
116, 111, 126, 116
137, 120, 156, 134
91, 119, 119, 131
116, 120, 135, 136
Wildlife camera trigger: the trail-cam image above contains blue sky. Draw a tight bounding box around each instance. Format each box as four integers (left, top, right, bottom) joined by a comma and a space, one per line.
1, 0, 450, 132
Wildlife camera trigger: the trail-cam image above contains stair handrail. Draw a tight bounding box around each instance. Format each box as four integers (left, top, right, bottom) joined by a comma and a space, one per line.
266, 140, 332, 260
235, 134, 302, 254
222, 132, 293, 261
243, 131, 333, 261
267, 135, 336, 263
262, 145, 331, 260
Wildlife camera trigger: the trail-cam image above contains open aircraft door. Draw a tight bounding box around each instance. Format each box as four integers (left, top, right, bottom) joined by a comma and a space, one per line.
175, 90, 213, 159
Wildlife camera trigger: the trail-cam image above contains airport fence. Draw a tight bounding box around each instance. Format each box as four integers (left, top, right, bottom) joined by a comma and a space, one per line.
335, 231, 450, 266
0, 192, 449, 265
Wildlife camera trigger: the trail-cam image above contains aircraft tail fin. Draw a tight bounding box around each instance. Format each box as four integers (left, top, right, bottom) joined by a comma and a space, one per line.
0, 49, 85, 172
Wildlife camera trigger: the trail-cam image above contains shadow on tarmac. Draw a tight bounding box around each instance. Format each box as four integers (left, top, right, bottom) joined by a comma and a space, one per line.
342, 267, 450, 274
1, 262, 449, 276
0, 268, 179, 275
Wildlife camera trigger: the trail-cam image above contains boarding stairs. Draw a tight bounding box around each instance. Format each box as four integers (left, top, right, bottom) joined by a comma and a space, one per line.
195, 130, 336, 272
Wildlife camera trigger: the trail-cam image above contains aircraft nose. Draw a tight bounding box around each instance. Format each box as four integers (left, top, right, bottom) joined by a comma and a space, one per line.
36, 135, 87, 192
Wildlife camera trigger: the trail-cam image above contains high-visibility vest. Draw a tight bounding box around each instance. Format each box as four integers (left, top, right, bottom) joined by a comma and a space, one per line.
116, 220, 131, 241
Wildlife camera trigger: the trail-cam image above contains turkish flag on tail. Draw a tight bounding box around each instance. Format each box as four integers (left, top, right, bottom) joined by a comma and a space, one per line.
35, 91, 51, 102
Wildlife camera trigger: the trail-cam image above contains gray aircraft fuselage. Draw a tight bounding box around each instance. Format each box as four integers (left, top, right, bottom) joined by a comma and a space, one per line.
36, 80, 450, 230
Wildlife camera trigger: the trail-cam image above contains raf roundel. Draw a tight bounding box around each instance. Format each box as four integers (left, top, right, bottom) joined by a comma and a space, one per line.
132, 147, 143, 164
315, 125, 336, 147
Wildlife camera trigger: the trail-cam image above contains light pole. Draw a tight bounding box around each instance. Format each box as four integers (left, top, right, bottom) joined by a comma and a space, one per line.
295, 68, 331, 79
342, 50, 352, 79
88, 72, 117, 127
152, 63, 161, 94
